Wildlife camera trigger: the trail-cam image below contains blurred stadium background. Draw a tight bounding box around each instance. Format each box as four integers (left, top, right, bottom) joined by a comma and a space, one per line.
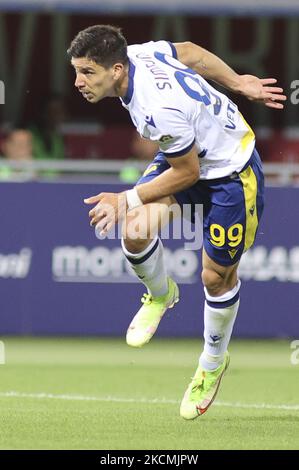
0, 0, 298, 450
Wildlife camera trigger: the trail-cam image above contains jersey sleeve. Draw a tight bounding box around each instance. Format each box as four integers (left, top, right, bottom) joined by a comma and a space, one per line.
141, 40, 178, 59
146, 108, 195, 157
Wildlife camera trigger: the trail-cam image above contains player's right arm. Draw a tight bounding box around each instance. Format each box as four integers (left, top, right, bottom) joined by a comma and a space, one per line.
133, 145, 200, 205
174, 41, 286, 109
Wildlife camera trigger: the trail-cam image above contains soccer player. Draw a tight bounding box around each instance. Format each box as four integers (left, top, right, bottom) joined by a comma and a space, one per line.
67, 25, 286, 420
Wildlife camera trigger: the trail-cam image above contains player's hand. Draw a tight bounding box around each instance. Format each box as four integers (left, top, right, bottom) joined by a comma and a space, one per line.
237, 75, 287, 109
84, 191, 128, 236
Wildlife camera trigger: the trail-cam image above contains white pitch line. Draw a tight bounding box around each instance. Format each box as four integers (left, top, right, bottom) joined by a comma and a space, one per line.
0, 391, 299, 412
213, 401, 299, 411
0, 391, 178, 405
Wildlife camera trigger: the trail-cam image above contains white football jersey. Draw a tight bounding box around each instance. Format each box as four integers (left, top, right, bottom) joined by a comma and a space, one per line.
121, 40, 255, 180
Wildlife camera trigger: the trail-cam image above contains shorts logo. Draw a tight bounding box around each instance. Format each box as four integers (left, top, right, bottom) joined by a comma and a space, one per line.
143, 164, 159, 177
228, 248, 238, 259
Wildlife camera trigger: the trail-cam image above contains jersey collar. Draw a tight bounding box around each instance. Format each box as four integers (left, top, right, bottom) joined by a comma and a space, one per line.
122, 59, 135, 105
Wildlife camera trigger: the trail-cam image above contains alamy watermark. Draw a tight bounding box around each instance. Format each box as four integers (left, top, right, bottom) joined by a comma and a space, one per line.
0, 80, 5, 104
94, 202, 204, 250
290, 340, 299, 365
290, 80, 299, 105
0, 341, 5, 364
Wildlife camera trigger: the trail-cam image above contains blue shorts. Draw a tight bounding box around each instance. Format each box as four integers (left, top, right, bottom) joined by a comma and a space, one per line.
136, 148, 264, 266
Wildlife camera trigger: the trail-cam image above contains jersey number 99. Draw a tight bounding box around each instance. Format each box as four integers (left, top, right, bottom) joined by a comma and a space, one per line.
210, 223, 243, 248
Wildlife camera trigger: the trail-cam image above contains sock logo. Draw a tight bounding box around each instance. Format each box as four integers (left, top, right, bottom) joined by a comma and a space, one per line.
209, 334, 222, 344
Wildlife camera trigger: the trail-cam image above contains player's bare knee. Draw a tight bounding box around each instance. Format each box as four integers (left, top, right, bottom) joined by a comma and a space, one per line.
202, 267, 239, 296
122, 220, 152, 252
122, 233, 152, 254
201, 268, 226, 296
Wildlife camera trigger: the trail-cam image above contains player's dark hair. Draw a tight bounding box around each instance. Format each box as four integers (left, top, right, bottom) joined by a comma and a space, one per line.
67, 25, 128, 68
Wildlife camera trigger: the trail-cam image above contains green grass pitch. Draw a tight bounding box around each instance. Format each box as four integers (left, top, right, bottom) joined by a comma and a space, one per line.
0, 337, 298, 450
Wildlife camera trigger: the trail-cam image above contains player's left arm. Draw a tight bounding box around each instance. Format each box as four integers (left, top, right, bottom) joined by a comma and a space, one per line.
85, 145, 199, 235
174, 41, 286, 109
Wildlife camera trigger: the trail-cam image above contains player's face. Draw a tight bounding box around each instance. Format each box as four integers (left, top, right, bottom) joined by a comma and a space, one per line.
71, 57, 121, 103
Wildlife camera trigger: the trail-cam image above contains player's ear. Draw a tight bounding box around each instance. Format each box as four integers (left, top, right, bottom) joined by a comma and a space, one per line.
112, 63, 124, 80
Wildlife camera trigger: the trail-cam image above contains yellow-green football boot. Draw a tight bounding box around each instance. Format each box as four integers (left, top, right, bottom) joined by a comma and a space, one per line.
180, 351, 230, 419
126, 277, 179, 347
